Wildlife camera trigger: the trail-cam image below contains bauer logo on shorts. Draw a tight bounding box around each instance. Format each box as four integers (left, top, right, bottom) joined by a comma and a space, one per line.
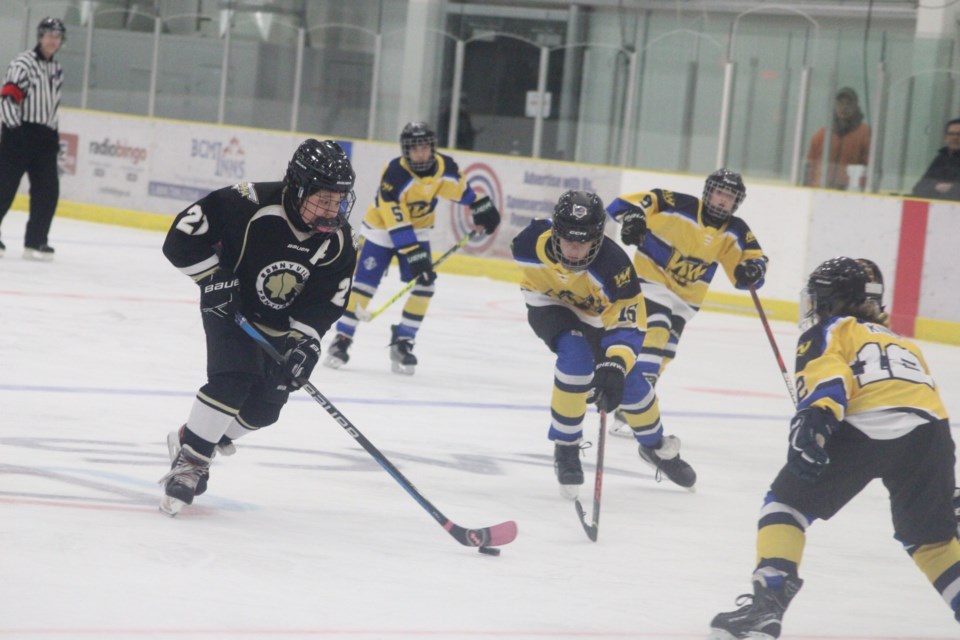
257, 261, 310, 309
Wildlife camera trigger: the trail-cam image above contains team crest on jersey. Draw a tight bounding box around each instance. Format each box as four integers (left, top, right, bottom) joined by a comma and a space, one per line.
661, 190, 675, 207
232, 182, 259, 203
555, 289, 599, 313
797, 340, 812, 356
614, 266, 632, 288
256, 261, 310, 309
666, 251, 709, 285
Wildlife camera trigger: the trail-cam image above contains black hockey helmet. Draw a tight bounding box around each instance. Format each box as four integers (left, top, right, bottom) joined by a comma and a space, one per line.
702, 169, 746, 224
283, 139, 356, 234
799, 257, 883, 329
400, 121, 437, 172
37, 17, 66, 42
551, 190, 607, 272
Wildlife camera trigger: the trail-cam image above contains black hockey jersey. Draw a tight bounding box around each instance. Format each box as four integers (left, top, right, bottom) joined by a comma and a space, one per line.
162, 181, 357, 342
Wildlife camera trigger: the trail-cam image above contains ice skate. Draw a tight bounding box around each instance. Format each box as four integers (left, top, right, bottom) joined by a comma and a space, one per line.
554, 441, 584, 500
389, 324, 417, 375
323, 333, 352, 369
23, 244, 54, 262
708, 575, 803, 640
638, 434, 697, 490
165, 426, 235, 498
159, 443, 212, 516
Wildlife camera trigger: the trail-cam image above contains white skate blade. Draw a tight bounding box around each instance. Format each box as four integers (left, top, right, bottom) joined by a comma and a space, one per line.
23, 249, 54, 262
323, 355, 346, 369
166, 430, 180, 462
159, 495, 186, 517
558, 483, 580, 501
391, 362, 415, 375
608, 419, 635, 438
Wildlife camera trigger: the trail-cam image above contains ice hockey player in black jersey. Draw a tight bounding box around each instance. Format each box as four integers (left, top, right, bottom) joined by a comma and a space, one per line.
158, 139, 358, 516
708, 257, 960, 639
512, 190, 696, 497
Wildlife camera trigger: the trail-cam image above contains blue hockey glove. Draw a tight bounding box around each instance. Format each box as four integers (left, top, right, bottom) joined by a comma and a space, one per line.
198, 267, 241, 320
787, 407, 840, 482
734, 259, 767, 288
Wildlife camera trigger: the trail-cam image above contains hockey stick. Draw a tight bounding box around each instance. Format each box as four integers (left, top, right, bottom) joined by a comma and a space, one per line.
354, 231, 478, 322
748, 285, 798, 406
234, 312, 517, 550
574, 410, 606, 542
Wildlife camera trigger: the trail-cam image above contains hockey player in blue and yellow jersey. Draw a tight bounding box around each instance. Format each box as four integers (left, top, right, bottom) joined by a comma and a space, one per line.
324, 121, 499, 374
605, 169, 767, 436
512, 190, 696, 496
709, 257, 960, 639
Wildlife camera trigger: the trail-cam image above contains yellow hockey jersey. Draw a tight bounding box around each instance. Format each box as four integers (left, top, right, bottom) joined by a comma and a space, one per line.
511, 219, 647, 369
362, 153, 475, 249
607, 189, 765, 307
795, 316, 949, 440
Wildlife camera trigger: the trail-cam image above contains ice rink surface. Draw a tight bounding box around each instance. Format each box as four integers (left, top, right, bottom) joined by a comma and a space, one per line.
2, 212, 959, 640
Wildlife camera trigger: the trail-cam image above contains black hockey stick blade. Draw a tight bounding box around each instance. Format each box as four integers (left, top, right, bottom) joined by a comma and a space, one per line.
573, 409, 606, 542
234, 312, 518, 550
574, 498, 598, 541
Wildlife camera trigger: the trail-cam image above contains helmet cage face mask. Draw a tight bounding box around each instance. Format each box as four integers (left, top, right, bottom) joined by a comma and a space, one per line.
284, 139, 356, 234
702, 170, 746, 223
551, 191, 606, 272
400, 122, 437, 172
37, 17, 66, 43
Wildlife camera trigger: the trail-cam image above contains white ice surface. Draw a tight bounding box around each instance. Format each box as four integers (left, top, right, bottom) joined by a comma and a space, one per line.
1, 211, 958, 639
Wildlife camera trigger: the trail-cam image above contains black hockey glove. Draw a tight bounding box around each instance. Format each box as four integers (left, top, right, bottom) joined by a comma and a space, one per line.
198, 267, 241, 320
619, 206, 647, 247
953, 488, 960, 537
734, 258, 767, 288
787, 406, 840, 482
590, 356, 627, 413
403, 244, 437, 286
283, 336, 321, 390
470, 196, 501, 234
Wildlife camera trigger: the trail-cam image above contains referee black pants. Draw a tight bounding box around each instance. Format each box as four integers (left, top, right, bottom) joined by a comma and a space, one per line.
0, 123, 60, 248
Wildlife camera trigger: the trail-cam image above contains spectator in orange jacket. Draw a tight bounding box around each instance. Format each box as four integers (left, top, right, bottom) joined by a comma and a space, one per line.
804, 87, 871, 190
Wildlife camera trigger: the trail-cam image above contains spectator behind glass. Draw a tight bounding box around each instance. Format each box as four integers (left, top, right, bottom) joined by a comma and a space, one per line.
911, 118, 960, 202
804, 87, 871, 190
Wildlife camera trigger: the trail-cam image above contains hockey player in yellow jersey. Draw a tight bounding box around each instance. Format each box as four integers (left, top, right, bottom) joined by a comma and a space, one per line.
324, 121, 500, 374
709, 257, 960, 639
605, 169, 767, 436
512, 190, 696, 495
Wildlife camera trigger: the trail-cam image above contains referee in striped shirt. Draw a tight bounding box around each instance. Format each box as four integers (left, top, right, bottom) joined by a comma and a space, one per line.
0, 17, 65, 261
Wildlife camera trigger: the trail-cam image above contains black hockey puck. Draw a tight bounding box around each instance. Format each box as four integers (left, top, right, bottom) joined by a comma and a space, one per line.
478, 546, 500, 556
